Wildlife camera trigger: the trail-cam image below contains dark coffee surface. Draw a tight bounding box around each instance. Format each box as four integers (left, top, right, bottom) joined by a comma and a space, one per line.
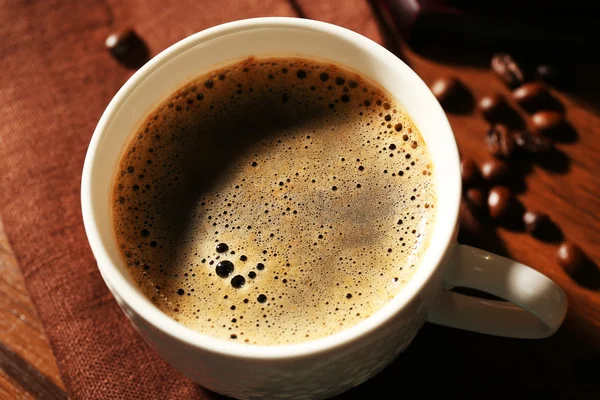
113, 57, 436, 344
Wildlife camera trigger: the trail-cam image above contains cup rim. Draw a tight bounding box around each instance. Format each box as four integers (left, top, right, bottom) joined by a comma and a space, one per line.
81, 17, 460, 360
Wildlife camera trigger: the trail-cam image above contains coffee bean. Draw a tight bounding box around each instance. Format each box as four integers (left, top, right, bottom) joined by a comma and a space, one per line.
105, 28, 149, 69
557, 242, 585, 274
488, 186, 513, 220
481, 159, 510, 182
430, 77, 465, 108
530, 111, 565, 135
465, 188, 486, 215
460, 158, 479, 186
513, 131, 554, 154
478, 94, 509, 122
523, 211, 550, 236
486, 124, 515, 159
512, 82, 549, 112
491, 53, 525, 88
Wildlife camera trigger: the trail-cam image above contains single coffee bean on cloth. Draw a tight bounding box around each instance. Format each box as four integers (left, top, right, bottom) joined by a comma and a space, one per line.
105, 28, 149, 69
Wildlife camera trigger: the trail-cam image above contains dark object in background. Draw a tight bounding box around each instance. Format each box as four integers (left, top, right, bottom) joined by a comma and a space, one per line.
488, 185, 513, 220
491, 54, 526, 89
512, 82, 550, 112
377, 0, 599, 61
459, 198, 481, 235
486, 124, 515, 159
480, 159, 510, 182
536, 64, 573, 88
523, 210, 550, 236
478, 94, 509, 122
105, 29, 149, 69
460, 158, 479, 186
513, 131, 554, 154
429, 76, 471, 112
430, 76, 459, 104
530, 110, 565, 135
523, 210, 562, 242
557, 242, 585, 274
465, 188, 486, 215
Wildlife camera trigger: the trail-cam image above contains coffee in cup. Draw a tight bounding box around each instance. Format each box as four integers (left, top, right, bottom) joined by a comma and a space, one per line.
112, 57, 436, 345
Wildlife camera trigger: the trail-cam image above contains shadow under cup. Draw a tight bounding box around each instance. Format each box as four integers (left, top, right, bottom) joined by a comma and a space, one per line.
82, 18, 460, 400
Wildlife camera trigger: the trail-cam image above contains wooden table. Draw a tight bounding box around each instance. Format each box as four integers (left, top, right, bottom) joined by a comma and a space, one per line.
1, 6, 599, 399
0, 219, 66, 399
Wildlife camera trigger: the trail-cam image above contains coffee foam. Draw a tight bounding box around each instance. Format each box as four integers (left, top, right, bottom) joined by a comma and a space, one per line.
113, 57, 436, 345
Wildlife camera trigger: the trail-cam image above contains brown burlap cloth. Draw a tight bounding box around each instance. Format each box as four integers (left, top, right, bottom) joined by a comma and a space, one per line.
0, 1, 392, 399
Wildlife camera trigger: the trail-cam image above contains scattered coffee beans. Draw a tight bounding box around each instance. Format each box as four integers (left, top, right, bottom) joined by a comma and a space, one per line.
481, 159, 510, 182
513, 131, 554, 154
486, 124, 515, 159
105, 28, 149, 68
531, 111, 565, 135
456, 55, 587, 284
478, 94, 509, 122
488, 186, 513, 220
523, 211, 550, 236
512, 82, 549, 112
557, 242, 585, 274
460, 158, 479, 186
491, 53, 525, 88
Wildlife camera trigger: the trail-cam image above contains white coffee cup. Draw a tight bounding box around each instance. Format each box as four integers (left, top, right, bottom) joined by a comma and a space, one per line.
81, 17, 567, 400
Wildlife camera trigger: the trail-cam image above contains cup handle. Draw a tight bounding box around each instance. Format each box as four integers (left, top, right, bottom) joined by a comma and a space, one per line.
427, 244, 567, 338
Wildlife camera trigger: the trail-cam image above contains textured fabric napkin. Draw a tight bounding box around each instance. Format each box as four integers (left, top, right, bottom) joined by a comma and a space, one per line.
0, 1, 388, 398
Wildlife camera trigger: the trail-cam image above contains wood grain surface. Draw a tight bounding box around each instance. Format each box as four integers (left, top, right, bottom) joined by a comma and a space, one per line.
408, 53, 600, 342
1, 4, 599, 399
408, 53, 600, 347
0, 219, 66, 399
